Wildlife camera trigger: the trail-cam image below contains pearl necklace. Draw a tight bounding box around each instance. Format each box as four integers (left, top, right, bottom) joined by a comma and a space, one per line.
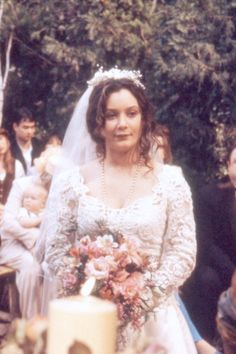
100, 159, 142, 208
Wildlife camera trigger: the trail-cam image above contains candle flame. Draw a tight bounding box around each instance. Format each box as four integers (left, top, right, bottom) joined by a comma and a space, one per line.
80, 277, 96, 297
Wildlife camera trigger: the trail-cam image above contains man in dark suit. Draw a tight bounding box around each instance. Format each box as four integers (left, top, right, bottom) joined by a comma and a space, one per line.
11, 107, 44, 174
182, 140, 236, 344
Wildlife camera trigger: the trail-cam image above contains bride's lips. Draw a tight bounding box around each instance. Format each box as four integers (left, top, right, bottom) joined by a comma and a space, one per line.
114, 134, 131, 139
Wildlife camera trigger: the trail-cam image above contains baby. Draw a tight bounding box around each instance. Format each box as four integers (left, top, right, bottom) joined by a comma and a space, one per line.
18, 183, 48, 229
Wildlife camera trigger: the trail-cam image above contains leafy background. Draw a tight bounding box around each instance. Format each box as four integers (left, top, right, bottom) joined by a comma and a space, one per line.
1, 0, 236, 186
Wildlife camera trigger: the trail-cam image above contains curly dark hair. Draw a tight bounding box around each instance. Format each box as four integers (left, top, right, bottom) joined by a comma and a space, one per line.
0, 128, 15, 175
225, 138, 236, 163
151, 122, 173, 164
86, 78, 155, 164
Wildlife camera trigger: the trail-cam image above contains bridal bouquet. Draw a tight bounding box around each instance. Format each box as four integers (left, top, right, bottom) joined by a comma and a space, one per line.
59, 229, 155, 329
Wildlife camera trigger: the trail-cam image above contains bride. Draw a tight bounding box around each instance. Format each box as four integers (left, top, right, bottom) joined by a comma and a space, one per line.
36, 68, 197, 353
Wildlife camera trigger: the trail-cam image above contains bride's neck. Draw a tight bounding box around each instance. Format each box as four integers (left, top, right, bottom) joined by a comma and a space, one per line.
104, 150, 140, 168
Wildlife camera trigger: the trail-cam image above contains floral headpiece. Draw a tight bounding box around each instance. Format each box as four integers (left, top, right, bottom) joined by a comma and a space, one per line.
87, 67, 145, 89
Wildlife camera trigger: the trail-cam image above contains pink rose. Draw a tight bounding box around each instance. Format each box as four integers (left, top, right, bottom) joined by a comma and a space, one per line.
85, 256, 114, 280
88, 242, 107, 258
112, 272, 145, 299
115, 240, 144, 269
62, 273, 78, 289
69, 247, 80, 257
112, 269, 130, 282
88, 235, 118, 258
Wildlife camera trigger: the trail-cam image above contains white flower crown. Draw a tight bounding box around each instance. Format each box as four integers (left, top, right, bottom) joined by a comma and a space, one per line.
87, 66, 145, 89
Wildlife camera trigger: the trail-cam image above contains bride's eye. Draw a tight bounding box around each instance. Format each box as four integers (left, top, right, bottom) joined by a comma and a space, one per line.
127, 110, 139, 118
105, 111, 117, 120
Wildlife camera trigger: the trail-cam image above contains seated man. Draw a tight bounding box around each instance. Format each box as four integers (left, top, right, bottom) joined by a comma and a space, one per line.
182, 139, 236, 342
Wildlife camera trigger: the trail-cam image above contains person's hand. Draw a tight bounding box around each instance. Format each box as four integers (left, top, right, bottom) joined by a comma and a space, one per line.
195, 339, 217, 354
23, 227, 40, 251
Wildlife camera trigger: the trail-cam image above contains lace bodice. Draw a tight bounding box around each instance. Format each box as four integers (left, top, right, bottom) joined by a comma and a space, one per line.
43, 164, 196, 299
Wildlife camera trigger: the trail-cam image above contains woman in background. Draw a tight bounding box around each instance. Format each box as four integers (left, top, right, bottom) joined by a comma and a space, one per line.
0, 128, 24, 221
45, 132, 62, 148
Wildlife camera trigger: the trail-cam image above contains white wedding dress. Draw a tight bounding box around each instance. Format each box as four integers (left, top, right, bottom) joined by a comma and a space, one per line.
40, 164, 197, 354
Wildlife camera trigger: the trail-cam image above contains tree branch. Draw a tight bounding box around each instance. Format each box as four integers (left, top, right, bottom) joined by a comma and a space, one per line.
0, 0, 3, 26
14, 36, 54, 66
0, 0, 4, 88
2, 30, 13, 89
150, 0, 157, 14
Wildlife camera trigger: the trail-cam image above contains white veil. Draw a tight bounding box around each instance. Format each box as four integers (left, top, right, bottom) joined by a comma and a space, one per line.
62, 86, 96, 167
34, 84, 98, 315
35, 87, 95, 263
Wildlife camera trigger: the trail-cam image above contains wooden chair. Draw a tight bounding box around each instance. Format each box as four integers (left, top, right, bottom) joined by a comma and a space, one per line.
0, 265, 20, 318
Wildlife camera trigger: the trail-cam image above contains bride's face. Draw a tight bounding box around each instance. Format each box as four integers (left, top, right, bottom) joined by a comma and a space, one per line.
101, 88, 142, 153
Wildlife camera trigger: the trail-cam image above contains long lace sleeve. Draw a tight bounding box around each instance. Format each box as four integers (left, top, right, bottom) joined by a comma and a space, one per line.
151, 166, 196, 299
42, 169, 80, 274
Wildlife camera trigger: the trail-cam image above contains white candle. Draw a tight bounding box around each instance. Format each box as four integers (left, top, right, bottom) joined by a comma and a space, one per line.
47, 295, 117, 354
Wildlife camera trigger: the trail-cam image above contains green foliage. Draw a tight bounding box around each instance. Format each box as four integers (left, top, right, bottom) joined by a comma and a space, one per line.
145, 0, 236, 183
1, 0, 236, 182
